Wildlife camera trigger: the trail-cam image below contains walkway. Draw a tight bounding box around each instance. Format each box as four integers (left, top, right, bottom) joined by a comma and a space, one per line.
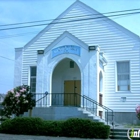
0, 133, 111, 140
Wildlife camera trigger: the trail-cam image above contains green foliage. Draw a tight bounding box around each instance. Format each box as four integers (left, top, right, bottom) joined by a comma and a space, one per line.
42, 120, 64, 136
1, 117, 43, 135
62, 118, 110, 138
2, 85, 35, 117
0, 119, 12, 133
0, 117, 110, 138
94, 125, 110, 139
62, 118, 92, 138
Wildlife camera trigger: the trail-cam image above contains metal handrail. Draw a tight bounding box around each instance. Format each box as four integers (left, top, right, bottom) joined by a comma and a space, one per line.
82, 94, 114, 125
83, 95, 113, 112
33, 92, 114, 125
35, 92, 49, 103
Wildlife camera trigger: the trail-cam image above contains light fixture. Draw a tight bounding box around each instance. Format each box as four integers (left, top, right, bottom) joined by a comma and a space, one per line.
37, 50, 44, 54
89, 46, 96, 51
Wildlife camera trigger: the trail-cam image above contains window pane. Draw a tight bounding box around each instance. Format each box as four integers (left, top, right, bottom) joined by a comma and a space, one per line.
117, 62, 129, 73
117, 62, 130, 91
118, 75, 129, 80
31, 67, 36, 76
119, 85, 128, 91
70, 61, 74, 68
118, 80, 129, 85
31, 83, 35, 88
30, 66, 36, 93
31, 78, 36, 82
31, 87, 36, 93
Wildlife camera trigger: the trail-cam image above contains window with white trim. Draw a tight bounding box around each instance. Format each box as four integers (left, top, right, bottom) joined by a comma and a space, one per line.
117, 61, 130, 91
30, 66, 36, 93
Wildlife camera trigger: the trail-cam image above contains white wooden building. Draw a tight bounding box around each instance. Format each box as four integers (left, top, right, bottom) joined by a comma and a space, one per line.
14, 0, 140, 124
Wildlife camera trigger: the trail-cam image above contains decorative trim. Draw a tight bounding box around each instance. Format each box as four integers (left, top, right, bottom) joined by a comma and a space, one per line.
99, 52, 107, 66
52, 45, 81, 58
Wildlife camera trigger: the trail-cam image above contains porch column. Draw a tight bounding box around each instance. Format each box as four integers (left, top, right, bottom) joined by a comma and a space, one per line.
36, 53, 44, 93
88, 46, 100, 102
36, 53, 43, 107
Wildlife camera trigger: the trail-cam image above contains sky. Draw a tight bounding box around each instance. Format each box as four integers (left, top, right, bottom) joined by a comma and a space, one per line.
0, 0, 140, 93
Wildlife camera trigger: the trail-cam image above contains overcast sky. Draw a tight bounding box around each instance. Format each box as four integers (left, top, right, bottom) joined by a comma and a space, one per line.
0, 0, 140, 93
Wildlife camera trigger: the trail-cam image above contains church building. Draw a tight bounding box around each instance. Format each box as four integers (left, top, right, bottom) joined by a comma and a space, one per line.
14, 0, 140, 124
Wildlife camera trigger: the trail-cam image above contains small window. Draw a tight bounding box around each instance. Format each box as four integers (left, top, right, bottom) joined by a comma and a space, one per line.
70, 61, 74, 68
117, 61, 130, 91
30, 66, 37, 93
31, 67, 36, 76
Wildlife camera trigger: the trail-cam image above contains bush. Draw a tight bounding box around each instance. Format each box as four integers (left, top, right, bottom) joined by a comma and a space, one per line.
2, 85, 35, 117
62, 118, 110, 138
1, 117, 43, 135
62, 118, 92, 138
42, 120, 64, 136
0, 117, 110, 138
92, 125, 110, 139
0, 119, 12, 134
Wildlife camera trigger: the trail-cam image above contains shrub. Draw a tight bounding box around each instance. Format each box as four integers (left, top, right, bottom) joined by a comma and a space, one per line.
42, 120, 64, 136
2, 85, 35, 117
90, 124, 110, 139
0, 119, 12, 133
0, 117, 110, 138
62, 118, 92, 138
62, 118, 110, 138
1, 117, 43, 135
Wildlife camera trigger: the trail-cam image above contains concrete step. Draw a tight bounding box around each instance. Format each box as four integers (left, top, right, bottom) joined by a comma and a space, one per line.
24, 107, 108, 125
110, 128, 140, 140
78, 108, 105, 123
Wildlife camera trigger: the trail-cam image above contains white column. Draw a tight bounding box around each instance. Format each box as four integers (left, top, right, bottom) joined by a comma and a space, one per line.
36, 54, 44, 107
88, 46, 100, 102
36, 54, 44, 93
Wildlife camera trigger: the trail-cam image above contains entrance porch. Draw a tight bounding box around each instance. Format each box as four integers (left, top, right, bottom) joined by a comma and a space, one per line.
51, 58, 81, 106
31, 92, 113, 125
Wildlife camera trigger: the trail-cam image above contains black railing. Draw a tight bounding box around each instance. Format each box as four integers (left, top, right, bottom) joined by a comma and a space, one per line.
82, 95, 114, 125
32, 92, 49, 107
33, 92, 114, 125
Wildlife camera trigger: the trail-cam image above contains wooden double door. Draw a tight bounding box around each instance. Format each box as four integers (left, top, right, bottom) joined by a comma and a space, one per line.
64, 80, 81, 106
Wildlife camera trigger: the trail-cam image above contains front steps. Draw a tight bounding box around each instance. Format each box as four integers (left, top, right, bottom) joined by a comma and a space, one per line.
110, 128, 140, 140
77, 108, 106, 123
24, 107, 105, 123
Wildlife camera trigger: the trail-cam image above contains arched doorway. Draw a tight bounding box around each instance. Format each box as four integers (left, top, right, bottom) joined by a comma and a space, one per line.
52, 58, 81, 106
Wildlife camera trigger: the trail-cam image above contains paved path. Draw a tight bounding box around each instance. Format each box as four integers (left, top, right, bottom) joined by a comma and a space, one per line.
0, 133, 111, 140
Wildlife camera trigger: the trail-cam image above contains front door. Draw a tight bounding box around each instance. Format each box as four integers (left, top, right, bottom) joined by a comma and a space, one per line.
64, 80, 81, 106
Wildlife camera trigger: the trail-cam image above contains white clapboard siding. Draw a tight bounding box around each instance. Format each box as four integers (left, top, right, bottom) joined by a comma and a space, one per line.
21, 1, 140, 112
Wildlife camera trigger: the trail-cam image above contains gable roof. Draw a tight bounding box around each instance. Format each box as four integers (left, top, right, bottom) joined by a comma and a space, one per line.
44, 31, 88, 53
23, 0, 140, 50
24, 0, 79, 50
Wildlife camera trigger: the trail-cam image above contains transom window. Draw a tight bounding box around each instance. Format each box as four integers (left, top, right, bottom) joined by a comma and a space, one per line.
117, 61, 130, 91
30, 66, 37, 93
